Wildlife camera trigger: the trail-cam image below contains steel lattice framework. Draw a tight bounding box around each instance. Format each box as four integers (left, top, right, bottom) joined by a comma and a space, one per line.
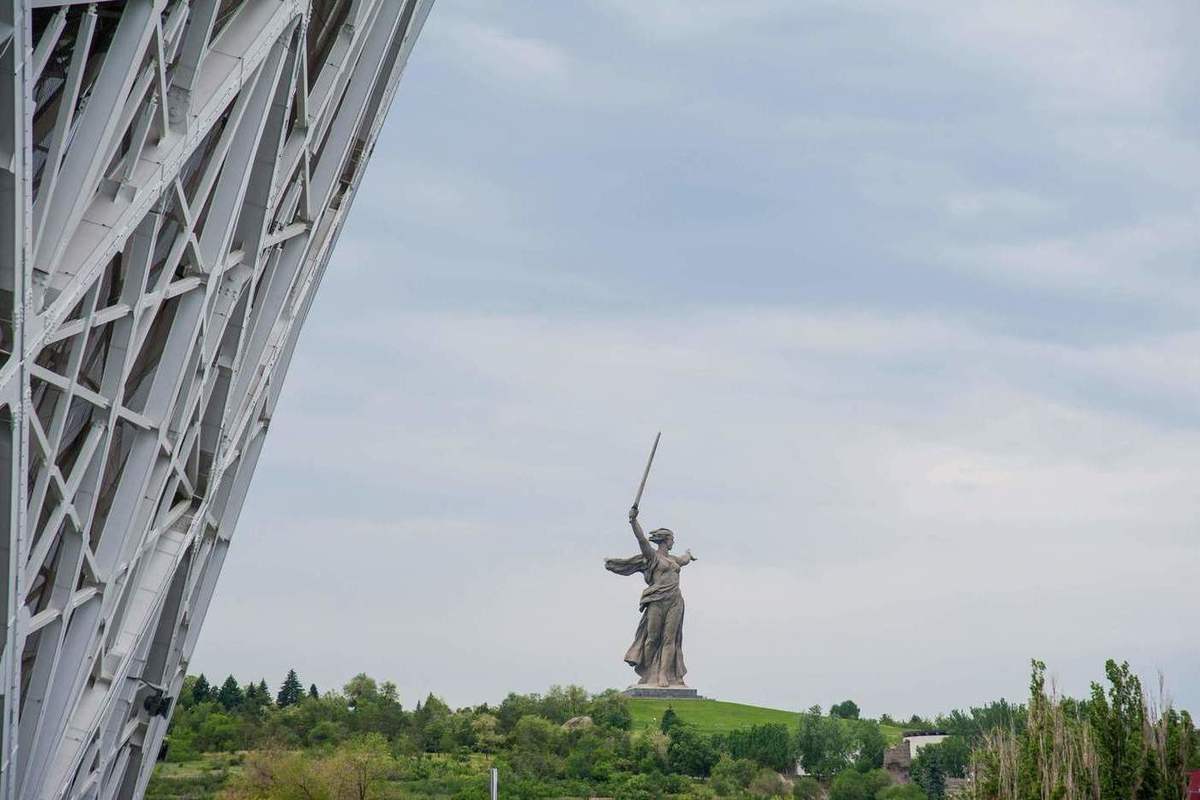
0, 0, 431, 794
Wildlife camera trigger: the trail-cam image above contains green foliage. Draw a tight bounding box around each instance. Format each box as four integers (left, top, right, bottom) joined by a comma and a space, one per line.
911, 747, 946, 800
973, 658, 1197, 800
507, 715, 564, 779
307, 683, 319, 699
911, 737, 969, 799
216, 675, 243, 711
155, 663, 1196, 800
276, 669, 303, 708
792, 775, 822, 800
829, 768, 892, 800
192, 674, 210, 704
854, 722, 887, 772
797, 707, 853, 779
725, 723, 796, 772
878, 784, 928, 800
586, 689, 633, 731
936, 699, 1026, 744
1089, 659, 1145, 800
748, 767, 790, 798
796, 709, 886, 779
668, 725, 720, 776
831, 700, 861, 720
710, 754, 759, 796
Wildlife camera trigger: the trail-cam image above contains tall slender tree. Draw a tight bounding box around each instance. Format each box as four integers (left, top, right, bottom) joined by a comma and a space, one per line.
192, 674, 211, 703
309, 683, 320, 699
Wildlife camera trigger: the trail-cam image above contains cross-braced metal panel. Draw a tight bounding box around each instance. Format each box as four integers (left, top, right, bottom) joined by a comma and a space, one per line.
0, 0, 432, 795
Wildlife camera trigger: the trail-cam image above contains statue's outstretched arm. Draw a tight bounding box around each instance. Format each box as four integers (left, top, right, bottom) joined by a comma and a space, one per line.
629, 505, 654, 560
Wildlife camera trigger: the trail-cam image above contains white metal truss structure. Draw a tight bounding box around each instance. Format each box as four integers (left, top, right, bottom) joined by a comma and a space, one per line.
0, 0, 431, 794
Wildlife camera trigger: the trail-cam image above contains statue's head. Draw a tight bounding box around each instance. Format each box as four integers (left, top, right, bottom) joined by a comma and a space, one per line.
648, 528, 674, 550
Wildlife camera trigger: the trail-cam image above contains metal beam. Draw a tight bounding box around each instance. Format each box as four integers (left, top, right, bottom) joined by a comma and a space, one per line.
0, 0, 434, 796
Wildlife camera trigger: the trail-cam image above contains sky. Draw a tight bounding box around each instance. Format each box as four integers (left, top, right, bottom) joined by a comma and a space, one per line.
194, 1, 1200, 718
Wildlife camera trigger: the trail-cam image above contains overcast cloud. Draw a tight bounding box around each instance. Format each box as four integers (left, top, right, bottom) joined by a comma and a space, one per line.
194, 1, 1200, 717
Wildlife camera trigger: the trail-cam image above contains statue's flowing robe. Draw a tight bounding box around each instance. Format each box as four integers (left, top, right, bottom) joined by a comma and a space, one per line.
604, 552, 687, 685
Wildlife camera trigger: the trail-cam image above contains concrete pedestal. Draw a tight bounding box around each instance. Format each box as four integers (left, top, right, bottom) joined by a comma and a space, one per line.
622, 686, 702, 699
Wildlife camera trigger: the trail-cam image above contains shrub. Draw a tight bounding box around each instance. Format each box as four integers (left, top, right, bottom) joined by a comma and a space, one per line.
793, 776, 822, 800
749, 767, 791, 798
831, 701, 861, 720
877, 785, 927, 800
711, 754, 760, 796
829, 768, 892, 800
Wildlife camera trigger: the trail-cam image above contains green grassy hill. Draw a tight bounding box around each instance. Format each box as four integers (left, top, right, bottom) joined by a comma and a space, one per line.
628, 697, 906, 743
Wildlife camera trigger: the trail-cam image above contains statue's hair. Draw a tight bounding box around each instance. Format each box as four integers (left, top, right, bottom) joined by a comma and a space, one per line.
648, 528, 674, 544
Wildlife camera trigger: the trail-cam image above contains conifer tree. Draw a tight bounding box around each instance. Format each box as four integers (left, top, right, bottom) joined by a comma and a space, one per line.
277, 669, 304, 707
192, 673, 211, 703
309, 683, 319, 699
217, 675, 244, 710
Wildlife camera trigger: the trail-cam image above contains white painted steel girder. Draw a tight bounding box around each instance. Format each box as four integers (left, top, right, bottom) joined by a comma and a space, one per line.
0, 0, 432, 795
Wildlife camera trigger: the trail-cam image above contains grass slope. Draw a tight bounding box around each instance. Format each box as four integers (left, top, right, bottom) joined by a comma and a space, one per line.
628, 698, 906, 743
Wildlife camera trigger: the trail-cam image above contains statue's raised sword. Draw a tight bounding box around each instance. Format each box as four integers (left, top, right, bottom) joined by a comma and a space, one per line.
632, 432, 661, 512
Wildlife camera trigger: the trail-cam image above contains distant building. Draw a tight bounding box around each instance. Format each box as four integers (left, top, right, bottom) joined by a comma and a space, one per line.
903, 730, 950, 759
883, 731, 951, 784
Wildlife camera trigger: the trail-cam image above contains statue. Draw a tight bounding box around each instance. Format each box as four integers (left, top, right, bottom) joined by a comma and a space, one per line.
604, 434, 699, 691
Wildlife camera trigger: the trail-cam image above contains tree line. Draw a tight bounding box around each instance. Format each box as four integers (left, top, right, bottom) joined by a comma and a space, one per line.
154, 659, 1200, 800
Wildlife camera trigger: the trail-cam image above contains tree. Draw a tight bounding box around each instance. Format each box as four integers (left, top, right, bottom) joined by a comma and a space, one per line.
661, 707, 682, 735
217, 675, 243, 711
242, 680, 271, 711
710, 754, 759, 796
829, 768, 892, 800
667, 725, 719, 776
796, 708, 856, 779
192, 674, 211, 704
853, 722, 887, 771
911, 746, 947, 800
471, 713, 505, 753
936, 699, 1026, 744
1090, 659, 1146, 800
911, 738, 969, 782
586, 690, 632, 730
309, 683, 319, 699
507, 716, 564, 779
344, 673, 379, 708
324, 734, 393, 800
539, 684, 588, 723
277, 669, 304, 707
497, 692, 539, 733
727, 723, 795, 772
831, 700, 861, 720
